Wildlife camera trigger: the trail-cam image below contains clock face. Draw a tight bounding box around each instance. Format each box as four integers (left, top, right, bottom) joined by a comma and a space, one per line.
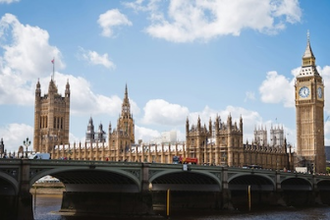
317, 87, 323, 98
299, 86, 310, 98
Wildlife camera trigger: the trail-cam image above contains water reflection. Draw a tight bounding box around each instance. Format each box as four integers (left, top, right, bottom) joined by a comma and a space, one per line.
33, 194, 330, 220
33, 195, 63, 220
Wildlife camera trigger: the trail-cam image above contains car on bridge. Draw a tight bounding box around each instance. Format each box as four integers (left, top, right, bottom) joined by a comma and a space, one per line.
28, 153, 50, 160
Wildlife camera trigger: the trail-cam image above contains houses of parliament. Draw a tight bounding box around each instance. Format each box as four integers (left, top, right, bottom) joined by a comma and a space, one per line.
31, 35, 326, 173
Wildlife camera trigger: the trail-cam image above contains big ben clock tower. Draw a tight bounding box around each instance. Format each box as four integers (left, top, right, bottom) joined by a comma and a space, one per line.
295, 32, 326, 173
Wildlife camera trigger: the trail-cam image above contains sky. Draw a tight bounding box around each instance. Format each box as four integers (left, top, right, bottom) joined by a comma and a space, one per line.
1, 0, 330, 153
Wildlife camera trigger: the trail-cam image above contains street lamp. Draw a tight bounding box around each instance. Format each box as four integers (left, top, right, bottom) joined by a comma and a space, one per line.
23, 137, 31, 158
223, 152, 227, 166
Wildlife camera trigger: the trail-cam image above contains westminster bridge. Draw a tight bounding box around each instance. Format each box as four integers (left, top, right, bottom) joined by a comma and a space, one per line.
1, 159, 330, 219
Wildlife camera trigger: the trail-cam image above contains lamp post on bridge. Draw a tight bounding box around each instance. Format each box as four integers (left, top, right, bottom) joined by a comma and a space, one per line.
222, 152, 227, 167
23, 137, 31, 158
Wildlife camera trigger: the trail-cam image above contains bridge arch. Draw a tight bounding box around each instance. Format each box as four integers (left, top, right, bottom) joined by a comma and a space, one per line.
228, 173, 275, 191
317, 179, 330, 191
29, 167, 141, 193
149, 170, 221, 191
0, 172, 18, 195
281, 177, 312, 191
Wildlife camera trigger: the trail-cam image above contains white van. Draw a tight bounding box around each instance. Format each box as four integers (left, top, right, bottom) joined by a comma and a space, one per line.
28, 153, 50, 160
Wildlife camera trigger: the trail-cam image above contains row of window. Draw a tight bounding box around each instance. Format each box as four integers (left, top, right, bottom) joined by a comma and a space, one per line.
39, 116, 64, 129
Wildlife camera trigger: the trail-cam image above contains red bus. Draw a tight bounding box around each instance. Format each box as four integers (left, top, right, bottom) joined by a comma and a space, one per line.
179, 156, 198, 164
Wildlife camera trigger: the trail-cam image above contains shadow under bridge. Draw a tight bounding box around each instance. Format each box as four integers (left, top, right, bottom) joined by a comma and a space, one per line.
229, 174, 275, 191
49, 169, 140, 193
150, 171, 221, 191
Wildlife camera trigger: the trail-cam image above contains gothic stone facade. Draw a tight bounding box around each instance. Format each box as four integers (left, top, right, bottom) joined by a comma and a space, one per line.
36, 36, 327, 173
33, 79, 70, 153
295, 35, 326, 173
43, 83, 292, 170
185, 115, 292, 170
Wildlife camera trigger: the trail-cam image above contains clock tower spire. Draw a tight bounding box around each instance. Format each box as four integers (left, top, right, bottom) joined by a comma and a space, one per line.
295, 31, 325, 173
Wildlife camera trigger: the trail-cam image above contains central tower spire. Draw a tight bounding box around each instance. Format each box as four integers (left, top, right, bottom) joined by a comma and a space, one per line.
121, 83, 131, 116
302, 30, 316, 67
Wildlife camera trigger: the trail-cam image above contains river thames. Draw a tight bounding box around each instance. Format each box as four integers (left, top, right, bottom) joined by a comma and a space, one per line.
33, 195, 330, 220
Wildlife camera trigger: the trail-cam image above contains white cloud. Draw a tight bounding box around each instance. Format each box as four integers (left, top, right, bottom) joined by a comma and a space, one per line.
325, 120, 330, 146
79, 47, 115, 69
319, 66, 330, 116
125, 0, 302, 43
272, 0, 302, 24
138, 103, 265, 144
69, 132, 82, 144
36, 73, 130, 117
0, 123, 33, 153
319, 65, 330, 145
259, 65, 330, 112
98, 9, 132, 37
0, 0, 19, 4
0, 14, 140, 150
0, 13, 123, 115
0, 14, 65, 78
0, 13, 64, 105
259, 71, 294, 107
139, 98, 272, 145
258, 65, 330, 146
135, 125, 161, 142
141, 99, 189, 125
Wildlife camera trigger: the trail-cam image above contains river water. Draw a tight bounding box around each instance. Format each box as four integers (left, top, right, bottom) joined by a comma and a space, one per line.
33, 195, 330, 220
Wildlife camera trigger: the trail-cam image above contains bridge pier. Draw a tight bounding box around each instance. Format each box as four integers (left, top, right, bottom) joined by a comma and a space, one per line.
221, 189, 234, 210
16, 160, 34, 220
16, 192, 33, 220
221, 168, 234, 210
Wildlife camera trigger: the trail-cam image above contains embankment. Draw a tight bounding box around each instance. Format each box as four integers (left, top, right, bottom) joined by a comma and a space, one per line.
30, 182, 65, 195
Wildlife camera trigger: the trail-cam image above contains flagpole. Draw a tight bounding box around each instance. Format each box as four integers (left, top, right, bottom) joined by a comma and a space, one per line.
51, 58, 55, 80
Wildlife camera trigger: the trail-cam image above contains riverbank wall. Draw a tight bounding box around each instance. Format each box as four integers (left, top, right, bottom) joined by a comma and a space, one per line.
30, 182, 65, 195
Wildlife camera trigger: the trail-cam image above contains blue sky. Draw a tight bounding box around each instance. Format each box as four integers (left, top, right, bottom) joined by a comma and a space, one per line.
1, 0, 330, 153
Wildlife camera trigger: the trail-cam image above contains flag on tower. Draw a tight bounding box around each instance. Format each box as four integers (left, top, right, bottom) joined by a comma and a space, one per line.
51, 58, 55, 80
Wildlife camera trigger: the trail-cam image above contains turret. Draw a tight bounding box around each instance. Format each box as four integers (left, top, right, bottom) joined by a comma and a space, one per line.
35, 79, 41, 97
197, 116, 201, 131
86, 117, 95, 143
97, 123, 106, 142
0, 138, 4, 155
48, 79, 58, 95
108, 122, 112, 136
215, 115, 219, 134
186, 117, 189, 135
209, 117, 212, 136
65, 79, 70, 98
227, 114, 232, 130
